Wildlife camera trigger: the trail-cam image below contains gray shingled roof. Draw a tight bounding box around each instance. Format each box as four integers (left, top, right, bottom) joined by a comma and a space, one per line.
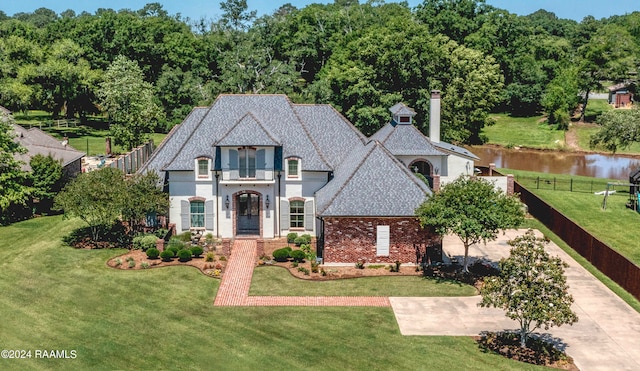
11, 124, 85, 171
315, 140, 432, 217
370, 122, 444, 156
214, 112, 281, 146
157, 95, 332, 172
432, 141, 480, 161
138, 107, 210, 175
293, 104, 367, 169
389, 102, 416, 117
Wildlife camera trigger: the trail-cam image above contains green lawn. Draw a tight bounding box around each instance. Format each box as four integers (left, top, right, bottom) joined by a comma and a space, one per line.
583, 98, 613, 122
250, 266, 477, 297
12, 111, 166, 155
483, 113, 565, 149
573, 123, 640, 155
0, 216, 544, 370
504, 168, 640, 266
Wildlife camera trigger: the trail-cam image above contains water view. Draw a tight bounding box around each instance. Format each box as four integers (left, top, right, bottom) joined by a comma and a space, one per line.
470, 146, 640, 181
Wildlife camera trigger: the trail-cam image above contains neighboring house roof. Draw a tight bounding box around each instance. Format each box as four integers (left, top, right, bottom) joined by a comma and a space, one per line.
214, 112, 281, 147
370, 122, 444, 156
315, 140, 432, 217
11, 124, 85, 171
608, 82, 632, 92
0, 105, 10, 115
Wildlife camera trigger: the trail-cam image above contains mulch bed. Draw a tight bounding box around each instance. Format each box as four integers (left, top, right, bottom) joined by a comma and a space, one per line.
106, 248, 227, 278
476, 332, 578, 370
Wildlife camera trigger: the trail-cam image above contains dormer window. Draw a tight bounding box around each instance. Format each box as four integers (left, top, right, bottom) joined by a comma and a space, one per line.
287, 158, 300, 178
399, 116, 411, 123
196, 158, 210, 179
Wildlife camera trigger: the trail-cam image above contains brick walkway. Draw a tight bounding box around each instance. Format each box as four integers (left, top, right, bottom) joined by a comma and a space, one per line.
213, 239, 390, 307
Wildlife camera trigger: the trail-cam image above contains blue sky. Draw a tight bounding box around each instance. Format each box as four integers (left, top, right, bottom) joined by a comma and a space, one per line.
2, 1, 638, 22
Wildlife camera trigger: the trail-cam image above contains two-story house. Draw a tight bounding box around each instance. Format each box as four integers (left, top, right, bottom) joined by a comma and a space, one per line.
140, 91, 479, 263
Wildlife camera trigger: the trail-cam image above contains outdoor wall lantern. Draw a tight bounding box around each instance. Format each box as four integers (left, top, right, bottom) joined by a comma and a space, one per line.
265, 195, 270, 208
225, 195, 230, 209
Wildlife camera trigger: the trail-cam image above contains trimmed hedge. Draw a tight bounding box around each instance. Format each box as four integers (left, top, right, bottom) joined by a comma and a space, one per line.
287, 232, 298, 244
191, 246, 204, 257
272, 247, 291, 262
290, 249, 306, 262
160, 250, 174, 262
146, 248, 160, 259
178, 249, 192, 262
294, 234, 312, 246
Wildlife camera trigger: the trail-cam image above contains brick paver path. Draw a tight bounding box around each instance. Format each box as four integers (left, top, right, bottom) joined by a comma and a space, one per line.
213, 239, 390, 307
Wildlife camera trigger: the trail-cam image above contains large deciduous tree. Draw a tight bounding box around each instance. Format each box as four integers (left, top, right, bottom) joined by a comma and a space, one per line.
121, 171, 169, 233
589, 107, 640, 153
415, 175, 524, 272
98, 55, 164, 150
0, 111, 33, 225
479, 229, 578, 348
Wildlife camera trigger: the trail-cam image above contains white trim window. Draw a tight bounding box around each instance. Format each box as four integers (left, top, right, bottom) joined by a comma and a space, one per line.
196, 158, 210, 179
290, 200, 304, 229
190, 200, 205, 228
287, 158, 300, 179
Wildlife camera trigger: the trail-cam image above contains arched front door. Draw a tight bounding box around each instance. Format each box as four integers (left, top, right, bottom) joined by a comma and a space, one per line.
237, 193, 260, 235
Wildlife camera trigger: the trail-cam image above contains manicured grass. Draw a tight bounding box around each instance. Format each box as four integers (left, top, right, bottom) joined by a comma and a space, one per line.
483, 113, 565, 149
0, 216, 544, 370
582, 98, 613, 122
523, 218, 640, 313
503, 168, 640, 266
250, 266, 477, 297
13, 111, 166, 155
573, 122, 640, 155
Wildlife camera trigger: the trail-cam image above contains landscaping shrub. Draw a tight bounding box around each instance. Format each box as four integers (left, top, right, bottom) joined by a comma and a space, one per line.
389, 261, 401, 272
166, 246, 180, 257
160, 250, 174, 262
191, 246, 204, 258
287, 232, 298, 244
290, 249, 306, 262
272, 248, 291, 262
205, 252, 215, 262
141, 261, 150, 269
153, 228, 168, 239
146, 248, 160, 259
132, 234, 157, 251
178, 231, 192, 242
178, 249, 192, 262
297, 267, 310, 275
167, 237, 186, 250
114, 258, 122, 267
128, 260, 136, 268
355, 260, 365, 269
293, 234, 312, 246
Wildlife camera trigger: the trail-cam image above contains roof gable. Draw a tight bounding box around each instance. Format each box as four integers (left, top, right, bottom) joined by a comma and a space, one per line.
11, 124, 85, 171
214, 112, 280, 146
371, 122, 443, 156
315, 140, 431, 217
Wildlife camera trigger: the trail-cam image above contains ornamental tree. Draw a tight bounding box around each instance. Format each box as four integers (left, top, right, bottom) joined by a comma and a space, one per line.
479, 230, 578, 348
0, 111, 33, 224
415, 175, 524, 272
54, 167, 126, 241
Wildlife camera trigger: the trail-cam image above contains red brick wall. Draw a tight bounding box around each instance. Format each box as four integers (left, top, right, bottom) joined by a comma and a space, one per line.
323, 217, 439, 264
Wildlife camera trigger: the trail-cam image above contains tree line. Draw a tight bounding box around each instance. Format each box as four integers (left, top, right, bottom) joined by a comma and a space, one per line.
1, 0, 639, 146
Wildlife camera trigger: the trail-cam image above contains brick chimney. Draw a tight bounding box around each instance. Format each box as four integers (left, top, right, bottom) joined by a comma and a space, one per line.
429, 90, 441, 143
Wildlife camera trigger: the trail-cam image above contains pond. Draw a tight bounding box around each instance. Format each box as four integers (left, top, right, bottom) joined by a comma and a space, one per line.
469, 146, 640, 181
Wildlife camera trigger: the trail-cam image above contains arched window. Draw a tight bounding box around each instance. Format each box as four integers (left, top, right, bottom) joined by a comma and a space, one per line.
410, 160, 433, 188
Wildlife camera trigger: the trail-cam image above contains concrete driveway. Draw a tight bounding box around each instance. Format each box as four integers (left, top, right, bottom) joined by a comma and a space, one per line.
390, 229, 640, 371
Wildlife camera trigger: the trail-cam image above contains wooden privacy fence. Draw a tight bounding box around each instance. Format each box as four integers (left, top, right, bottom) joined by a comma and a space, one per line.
108, 141, 154, 174
515, 182, 640, 301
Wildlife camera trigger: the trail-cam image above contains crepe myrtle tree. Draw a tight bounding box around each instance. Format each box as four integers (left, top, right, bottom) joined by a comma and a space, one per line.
479, 230, 578, 348
416, 175, 525, 272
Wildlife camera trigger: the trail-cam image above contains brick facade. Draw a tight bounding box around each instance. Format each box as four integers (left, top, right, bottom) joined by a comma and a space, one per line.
322, 217, 440, 264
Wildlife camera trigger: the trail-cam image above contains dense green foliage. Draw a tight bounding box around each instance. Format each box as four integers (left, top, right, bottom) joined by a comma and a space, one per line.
480, 230, 578, 348
53, 168, 168, 241
589, 107, 640, 152
0, 111, 32, 223
1, 2, 638, 145
416, 175, 525, 271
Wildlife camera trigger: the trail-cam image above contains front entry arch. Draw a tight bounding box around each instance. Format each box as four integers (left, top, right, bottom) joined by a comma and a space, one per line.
409, 159, 434, 188
235, 191, 261, 236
